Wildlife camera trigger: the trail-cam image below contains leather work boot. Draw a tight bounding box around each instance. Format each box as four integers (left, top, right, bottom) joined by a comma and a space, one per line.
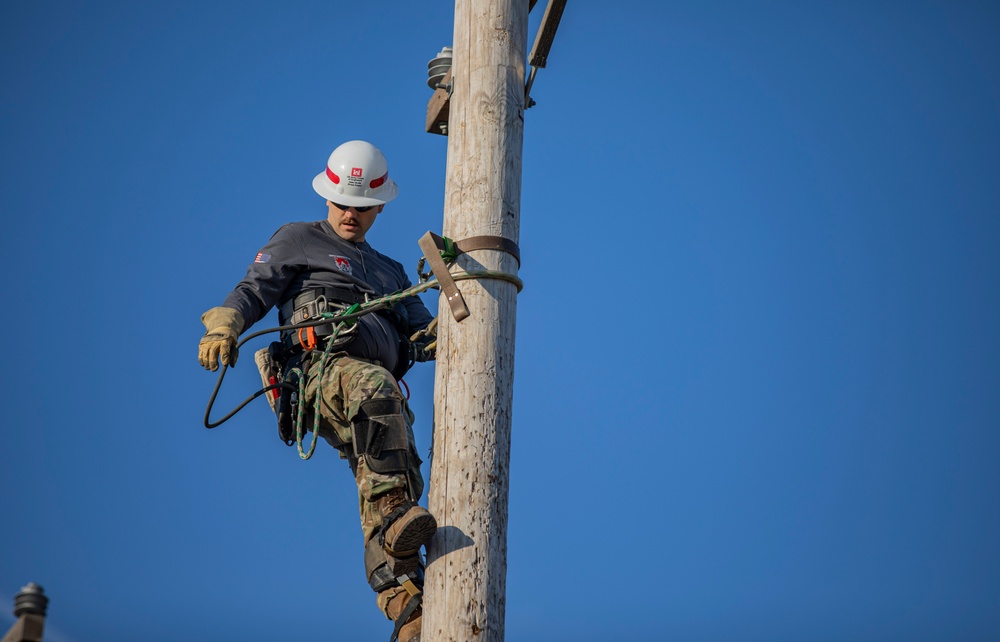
377, 488, 437, 557
385, 590, 422, 642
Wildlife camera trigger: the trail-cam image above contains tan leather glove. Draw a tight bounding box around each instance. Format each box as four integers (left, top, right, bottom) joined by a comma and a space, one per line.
198, 307, 245, 371
409, 317, 438, 363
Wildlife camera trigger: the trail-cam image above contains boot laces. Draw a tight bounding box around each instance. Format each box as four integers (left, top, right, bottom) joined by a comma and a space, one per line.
380, 488, 410, 517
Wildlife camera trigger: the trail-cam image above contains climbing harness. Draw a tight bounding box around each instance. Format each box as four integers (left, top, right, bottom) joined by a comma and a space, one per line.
203, 231, 522, 460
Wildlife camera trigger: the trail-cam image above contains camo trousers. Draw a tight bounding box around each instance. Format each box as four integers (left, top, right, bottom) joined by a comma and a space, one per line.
301, 353, 425, 545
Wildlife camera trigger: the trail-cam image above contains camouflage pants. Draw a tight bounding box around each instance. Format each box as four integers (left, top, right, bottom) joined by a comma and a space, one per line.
301, 353, 425, 545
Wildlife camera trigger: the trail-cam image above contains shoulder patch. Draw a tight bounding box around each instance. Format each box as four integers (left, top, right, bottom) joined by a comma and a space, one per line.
254, 252, 271, 264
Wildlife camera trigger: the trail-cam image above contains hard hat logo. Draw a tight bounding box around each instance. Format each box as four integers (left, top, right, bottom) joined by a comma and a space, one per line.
312, 140, 399, 207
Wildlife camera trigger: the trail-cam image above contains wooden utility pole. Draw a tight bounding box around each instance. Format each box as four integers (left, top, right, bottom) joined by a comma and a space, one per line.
422, 0, 529, 640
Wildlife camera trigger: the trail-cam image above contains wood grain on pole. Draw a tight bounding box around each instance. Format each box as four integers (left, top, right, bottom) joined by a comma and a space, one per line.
422, 0, 528, 640
0, 615, 45, 642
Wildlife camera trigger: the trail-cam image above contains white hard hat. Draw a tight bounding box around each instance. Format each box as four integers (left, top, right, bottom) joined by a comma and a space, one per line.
312, 140, 399, 206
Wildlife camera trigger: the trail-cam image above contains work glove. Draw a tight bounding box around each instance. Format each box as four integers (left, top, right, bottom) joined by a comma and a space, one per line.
409, 318, 438, 363
410, 338, 436, 363
198, 307, 245, 371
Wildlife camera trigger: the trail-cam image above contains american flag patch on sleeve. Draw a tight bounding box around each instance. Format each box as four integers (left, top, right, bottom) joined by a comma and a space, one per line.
254, 252, 271, 264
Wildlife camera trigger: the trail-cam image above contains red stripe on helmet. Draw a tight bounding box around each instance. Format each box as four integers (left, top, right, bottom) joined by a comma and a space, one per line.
326, 167, 340, 184
369, 172, 388, 189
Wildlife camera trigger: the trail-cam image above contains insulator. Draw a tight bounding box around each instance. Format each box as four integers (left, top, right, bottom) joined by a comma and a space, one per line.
14, 582, 48, 618
427, 46, 453, 90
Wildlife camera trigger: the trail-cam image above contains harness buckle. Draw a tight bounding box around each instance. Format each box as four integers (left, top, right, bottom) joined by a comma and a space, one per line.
297, 326, 318, 351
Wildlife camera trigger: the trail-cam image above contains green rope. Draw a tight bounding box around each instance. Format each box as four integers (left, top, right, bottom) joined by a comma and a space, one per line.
287, 306, 360, 460
451, 269, 523, 292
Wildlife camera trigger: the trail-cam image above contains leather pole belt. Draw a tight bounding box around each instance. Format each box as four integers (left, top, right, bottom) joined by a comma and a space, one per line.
417, 231, 521, 322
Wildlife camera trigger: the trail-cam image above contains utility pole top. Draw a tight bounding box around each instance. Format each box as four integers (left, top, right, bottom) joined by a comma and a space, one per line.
425, 0, 569, 133
14, 584, 48, 618
2, 583, 48, 642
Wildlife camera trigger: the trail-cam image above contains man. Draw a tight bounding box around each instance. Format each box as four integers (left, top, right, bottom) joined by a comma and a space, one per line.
198, 140, 435, 642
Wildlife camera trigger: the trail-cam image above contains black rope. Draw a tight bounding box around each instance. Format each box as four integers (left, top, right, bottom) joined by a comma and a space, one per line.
203, 304, 388, 429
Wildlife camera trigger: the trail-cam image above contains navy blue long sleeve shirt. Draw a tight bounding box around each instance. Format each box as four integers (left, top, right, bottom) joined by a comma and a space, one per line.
221, 219, 434, 370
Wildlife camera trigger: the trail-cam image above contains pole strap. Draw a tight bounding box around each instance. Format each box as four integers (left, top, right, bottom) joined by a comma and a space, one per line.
389, 591, 423, 642
451, 235, 521, 268
418, 232, 469, 322
417, 231, 521, 322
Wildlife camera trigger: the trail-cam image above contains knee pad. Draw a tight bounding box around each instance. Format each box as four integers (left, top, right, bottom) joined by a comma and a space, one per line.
352, 398, 410, 476
364, 535, 424, 593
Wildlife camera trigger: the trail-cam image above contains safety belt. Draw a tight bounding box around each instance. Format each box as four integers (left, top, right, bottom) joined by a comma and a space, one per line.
417, 231, 521, 322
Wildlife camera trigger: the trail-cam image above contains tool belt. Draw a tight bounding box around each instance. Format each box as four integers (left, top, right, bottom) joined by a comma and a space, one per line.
279, 285, 414, 376
250, 340, 301, 446
278, 287, 370, 353
274, 342, 299, 446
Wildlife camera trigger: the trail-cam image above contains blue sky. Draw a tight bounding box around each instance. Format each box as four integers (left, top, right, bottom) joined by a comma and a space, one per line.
2, 1, 999, 640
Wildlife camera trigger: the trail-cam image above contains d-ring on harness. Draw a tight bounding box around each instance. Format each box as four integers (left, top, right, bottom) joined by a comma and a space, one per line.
416, 231, 522, 322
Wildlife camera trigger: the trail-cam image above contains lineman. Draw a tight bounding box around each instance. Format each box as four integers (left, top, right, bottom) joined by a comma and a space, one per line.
198, 140, 435, 642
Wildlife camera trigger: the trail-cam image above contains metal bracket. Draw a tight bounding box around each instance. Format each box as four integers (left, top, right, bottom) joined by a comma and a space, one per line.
426, 68, 453, 136
524, 0, 568, 109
